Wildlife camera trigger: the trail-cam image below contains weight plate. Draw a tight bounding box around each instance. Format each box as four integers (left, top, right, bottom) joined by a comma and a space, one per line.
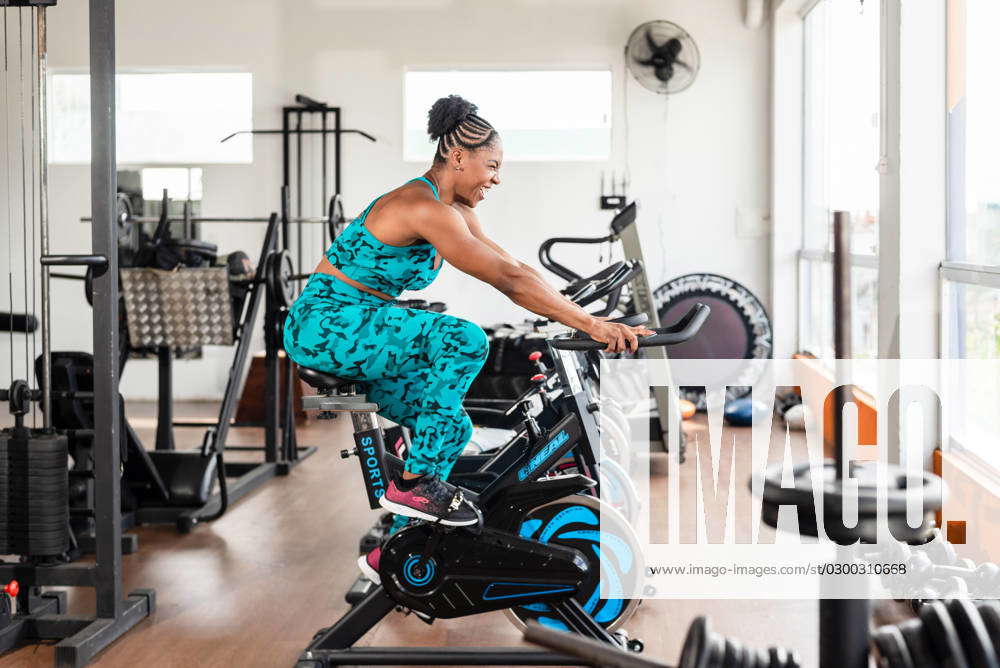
328, 193, 346, 241
266, 250, 295, 309
768, 646, 790, 668
722, 636, 739, 667
875, 625, 916, 668
759, 460, 942, 543
976, 601, 1000, 652
919, 600, 970, 668
898, 619, 937, 668
116, 193, 140, 267
947, 599, 1000, 668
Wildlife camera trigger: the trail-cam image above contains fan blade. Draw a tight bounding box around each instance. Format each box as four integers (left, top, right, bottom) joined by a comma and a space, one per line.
655, 64, 675, 83
665, 37, 683, 57
634, 56, 657, 67
675, 60, 694, 73
645, 28, 666, 55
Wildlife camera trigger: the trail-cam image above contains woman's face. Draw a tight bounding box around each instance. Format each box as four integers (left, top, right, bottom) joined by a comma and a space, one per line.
456, 142, 503, 208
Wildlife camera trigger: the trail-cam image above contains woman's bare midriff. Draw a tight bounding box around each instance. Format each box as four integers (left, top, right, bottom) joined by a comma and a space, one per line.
314, 257, 394, 301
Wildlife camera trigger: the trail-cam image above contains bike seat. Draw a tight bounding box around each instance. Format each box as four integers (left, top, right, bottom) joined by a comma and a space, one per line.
298, 366, 364, 393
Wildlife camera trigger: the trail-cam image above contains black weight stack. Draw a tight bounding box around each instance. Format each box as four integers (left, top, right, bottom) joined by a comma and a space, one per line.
0, 429, 69, 557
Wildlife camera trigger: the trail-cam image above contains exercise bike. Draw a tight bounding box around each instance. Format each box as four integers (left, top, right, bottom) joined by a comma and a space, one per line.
293, 303, 709, 667
346, 265, 667, 601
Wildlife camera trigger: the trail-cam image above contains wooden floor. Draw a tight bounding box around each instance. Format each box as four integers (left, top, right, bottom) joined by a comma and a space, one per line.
4, 404, 819, 667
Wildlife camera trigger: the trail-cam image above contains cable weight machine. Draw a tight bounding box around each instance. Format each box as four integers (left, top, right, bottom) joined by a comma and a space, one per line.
0, 1, 153, 665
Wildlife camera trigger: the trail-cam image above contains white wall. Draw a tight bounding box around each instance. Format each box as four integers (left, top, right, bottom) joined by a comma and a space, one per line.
2, 0, 771, 399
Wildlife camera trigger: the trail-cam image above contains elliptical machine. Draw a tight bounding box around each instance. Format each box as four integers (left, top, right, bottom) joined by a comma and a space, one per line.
293, 305, 709, 667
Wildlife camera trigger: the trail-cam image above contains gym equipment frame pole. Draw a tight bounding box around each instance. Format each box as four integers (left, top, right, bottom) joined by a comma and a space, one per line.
88, 0, 123, 618
819, 211, 870, 668
37, 4, 51, 427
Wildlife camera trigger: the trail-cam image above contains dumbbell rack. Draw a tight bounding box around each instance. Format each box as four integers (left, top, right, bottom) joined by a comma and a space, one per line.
873, 599, 1000, 667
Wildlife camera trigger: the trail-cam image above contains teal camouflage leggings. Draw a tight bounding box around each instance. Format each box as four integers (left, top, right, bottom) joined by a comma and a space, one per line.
283, 274, 488, 530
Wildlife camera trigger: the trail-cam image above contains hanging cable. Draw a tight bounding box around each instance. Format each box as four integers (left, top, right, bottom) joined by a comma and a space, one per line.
29, 7, 38, 425
19, 7, 32, 392
4, 7, 14, 386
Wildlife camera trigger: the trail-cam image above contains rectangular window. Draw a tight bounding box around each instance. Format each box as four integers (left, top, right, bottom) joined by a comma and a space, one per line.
799, 0, 880, 362
403, 69, 611, 162
942, 0, 1000, 464
50, 71, 253, 164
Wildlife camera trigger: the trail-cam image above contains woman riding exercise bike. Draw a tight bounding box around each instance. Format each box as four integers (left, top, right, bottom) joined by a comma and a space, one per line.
282, 94, 651, 580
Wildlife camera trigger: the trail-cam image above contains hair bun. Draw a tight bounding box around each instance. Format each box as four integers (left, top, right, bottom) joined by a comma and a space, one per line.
427, 95, 478, 141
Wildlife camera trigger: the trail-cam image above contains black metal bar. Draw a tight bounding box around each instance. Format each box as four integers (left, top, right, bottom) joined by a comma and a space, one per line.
53, 591, 154, 667
0, 595, 63, 652
89, 0, 123, 620
294, 93, 326, 108
321, 111, 328, 227
309, 588, 397, 651
264, 286, 280, 462
334, 108, 342, 204
296, 109, 303, 270
223, 461, 266, 476
39, 254, 107, 267
207, 213, 277, 459
299, 648, 597, 666
22, 617, 93, 639
523, 622, 665, 668
220, 128, 377, 143
820, 599, 870, 668
154, 346, 175, 450
822, 210, 869, 668
0, 563, 96, 587
282, 109, 290, 192
832, 211, 852, 480
551, 598, 618, 645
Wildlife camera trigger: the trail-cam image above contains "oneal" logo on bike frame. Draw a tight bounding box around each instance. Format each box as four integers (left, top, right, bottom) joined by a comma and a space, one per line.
517, 430, 569, 481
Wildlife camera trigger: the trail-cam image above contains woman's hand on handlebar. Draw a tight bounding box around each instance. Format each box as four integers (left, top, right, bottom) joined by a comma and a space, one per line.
584, 317, 655, 353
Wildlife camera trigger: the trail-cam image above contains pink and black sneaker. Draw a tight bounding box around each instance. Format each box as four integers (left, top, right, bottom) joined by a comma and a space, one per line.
379, 474, 480, 526
357, 547, 381, 585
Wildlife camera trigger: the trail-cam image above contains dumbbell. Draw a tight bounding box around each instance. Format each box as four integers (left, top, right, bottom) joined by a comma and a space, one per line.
907, 576, 970, 614
679, 616, 802, 668
907, 552, 1000, 598
874, 599, 1000, 668
915, 528, 959, 566
860, 538, 912, 565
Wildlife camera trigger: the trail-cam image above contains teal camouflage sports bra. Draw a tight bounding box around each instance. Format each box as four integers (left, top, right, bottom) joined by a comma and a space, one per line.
324, 177, 443, 298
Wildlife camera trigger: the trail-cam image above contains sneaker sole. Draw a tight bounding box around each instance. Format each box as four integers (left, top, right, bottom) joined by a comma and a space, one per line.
379, 497, 479, 526
357, 554, 381, 586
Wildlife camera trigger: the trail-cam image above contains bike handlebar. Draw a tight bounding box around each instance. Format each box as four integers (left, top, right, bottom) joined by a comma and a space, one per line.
549, 303, 710, 351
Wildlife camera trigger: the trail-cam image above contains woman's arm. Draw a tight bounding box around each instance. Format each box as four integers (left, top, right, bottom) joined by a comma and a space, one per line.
412, 202, 650, 352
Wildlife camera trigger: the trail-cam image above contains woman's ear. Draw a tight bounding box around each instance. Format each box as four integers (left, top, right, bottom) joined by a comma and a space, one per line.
451, 148, 465, 171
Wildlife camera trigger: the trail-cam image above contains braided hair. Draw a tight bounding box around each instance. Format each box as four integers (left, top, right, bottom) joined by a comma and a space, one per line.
427, 95, 498, 164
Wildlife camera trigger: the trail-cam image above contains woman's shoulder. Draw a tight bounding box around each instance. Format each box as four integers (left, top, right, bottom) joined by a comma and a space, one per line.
383, 182, 455, 222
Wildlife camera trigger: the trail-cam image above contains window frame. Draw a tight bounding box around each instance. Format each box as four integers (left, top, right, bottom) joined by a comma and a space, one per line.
796, 0, 884, 361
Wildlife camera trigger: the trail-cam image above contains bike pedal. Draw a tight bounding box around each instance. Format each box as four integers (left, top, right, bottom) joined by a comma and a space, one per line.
344, 576, 375, 606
